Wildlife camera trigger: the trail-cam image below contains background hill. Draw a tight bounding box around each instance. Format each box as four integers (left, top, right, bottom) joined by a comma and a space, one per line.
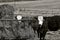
0, 0, 60, 16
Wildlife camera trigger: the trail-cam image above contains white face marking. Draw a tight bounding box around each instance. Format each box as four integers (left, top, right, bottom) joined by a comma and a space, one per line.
17, 15, 22, 22
38, 16, 43, 25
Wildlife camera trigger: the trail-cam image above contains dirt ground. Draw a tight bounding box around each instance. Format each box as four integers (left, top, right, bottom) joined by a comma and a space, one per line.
33, 30, 60, 40
27, 30, 60, 40
45, 30, 60, 40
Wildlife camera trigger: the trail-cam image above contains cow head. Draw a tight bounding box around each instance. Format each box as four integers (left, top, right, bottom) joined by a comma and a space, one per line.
16, 15, 22, 22
38, 16, 44, 26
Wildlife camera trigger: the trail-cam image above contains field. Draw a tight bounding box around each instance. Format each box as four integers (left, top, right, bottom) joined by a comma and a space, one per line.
45, 30, 60, 40
0, 0, 60, 16
0, 0, 60, 9
32, 30, 60, 40
33, 30, 60, 40
0, 0, 60, 40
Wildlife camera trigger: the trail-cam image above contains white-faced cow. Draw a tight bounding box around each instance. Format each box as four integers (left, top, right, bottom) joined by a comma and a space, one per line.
16, 15, 35, 40
37, 16, 48, 40
30, 16, 48, 40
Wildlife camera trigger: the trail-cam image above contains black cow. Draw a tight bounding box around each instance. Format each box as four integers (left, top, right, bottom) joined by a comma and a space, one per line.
37, 17, 48, 40
40, 16, 60, 40
47, 16, 60, 31
29, 16, 48, 40
31, 16, 60, 40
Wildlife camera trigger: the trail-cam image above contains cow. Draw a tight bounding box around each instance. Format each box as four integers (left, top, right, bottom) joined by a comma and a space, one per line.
39, 15, 60, 40
26, 16, 48, 40
37, 16, 48, 40
47, 16, 60, 31
15, 15, 35, 40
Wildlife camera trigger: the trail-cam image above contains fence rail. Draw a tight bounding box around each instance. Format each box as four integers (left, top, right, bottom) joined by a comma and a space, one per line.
0, 19, 37, 21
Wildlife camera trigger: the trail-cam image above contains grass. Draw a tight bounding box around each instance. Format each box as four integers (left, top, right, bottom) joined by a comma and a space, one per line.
45, 30, 60, 40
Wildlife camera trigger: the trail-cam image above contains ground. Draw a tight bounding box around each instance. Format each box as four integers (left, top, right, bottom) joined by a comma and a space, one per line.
33, 30, 60, 40
45, 30, 60, 40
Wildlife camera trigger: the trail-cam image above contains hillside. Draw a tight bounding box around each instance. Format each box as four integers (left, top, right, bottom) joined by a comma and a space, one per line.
0, 0, 60, 8
0, 0, 60, 16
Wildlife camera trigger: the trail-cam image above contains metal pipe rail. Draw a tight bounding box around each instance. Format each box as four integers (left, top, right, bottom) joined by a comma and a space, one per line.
0, 19, 37, 21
